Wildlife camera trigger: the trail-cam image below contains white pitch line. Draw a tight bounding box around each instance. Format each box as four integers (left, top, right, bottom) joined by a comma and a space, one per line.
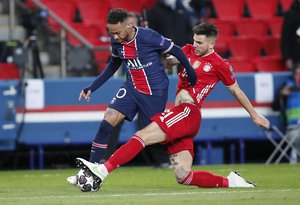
0, 189, 299, 201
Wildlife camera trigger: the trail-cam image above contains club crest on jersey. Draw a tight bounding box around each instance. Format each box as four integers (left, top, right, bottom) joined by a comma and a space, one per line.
203, 63, 212, 72
192, 60, 201, 69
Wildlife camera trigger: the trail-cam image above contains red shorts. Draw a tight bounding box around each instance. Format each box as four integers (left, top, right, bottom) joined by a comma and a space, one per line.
151, 103, 201, 157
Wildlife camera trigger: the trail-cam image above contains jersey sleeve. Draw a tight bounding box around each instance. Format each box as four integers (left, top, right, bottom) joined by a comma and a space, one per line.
181, 44, 192, 54
217, 61, 236, 86
145, 28, 174, 53
111, 39, 119, 57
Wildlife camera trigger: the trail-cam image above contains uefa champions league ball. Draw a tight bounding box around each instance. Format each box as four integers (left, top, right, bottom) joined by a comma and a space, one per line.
76, 169, 101, 192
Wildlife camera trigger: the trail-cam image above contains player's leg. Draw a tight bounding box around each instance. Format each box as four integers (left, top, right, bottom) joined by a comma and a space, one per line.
103, 122, 167, 172
68, 108, 126, 186
170, 150, 255, 188
170, 150, 229, 188
89, 86, 137, 163
76, 103, 199, 184
137, 91, 170, 168
68, 86, 137, 186
89, 107, 125, 163
76, 121, 167, 181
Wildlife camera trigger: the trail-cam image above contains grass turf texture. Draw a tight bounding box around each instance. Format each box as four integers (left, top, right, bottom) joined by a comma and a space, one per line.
0, 164, 299, 205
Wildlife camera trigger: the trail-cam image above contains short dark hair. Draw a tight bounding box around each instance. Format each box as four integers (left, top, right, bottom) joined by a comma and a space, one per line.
128, 12, 141, 26
193, 22, 218, 38
107, 8, 128, 24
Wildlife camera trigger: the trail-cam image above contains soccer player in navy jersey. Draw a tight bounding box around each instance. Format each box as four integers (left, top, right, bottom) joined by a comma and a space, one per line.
67, 8, 196, 183
74, 22, 270, 189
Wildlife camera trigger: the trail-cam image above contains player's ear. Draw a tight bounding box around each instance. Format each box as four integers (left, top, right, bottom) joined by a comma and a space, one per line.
126, 21, 132, 29
210, 40, 216, 49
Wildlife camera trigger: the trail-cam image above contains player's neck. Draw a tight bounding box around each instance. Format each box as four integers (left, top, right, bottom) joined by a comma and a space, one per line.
202, 49, 214, 57
127, 26, 137, 42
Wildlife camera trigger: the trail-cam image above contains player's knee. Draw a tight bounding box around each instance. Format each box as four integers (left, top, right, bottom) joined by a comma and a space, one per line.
135, 130, 149, 144
103, 108, 125, 126
173, 167, 191, 185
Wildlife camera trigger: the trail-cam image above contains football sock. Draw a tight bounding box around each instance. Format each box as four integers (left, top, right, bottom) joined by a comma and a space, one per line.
89, 120, 113, 163
104, 135, 145, 173
181, 171, 229, 188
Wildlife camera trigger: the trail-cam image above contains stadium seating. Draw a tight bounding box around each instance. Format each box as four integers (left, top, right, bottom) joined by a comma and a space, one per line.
0, 63, 20, 80
211, 0, 245, 20
255, 56, 287, 72
261, 36, 281, 57
234, 19, 269, 38
280, 0, 294, 12
228, 37, 262, 58
140, 0, 157, 10
228, 57, 257, 73
108, 0, 143, 14
77, 0, 111, 26
246, 0, 280, 20
93, 50, 111, 73
26, 0, 36, 9
268, 17, 283, 37
67, 24, 109, 46
208, 19, 235, 54
41, 0, 77, 28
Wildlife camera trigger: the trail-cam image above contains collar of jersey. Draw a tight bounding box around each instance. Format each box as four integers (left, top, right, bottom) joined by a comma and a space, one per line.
201, 49, 215, 57
123, 26, 139, 44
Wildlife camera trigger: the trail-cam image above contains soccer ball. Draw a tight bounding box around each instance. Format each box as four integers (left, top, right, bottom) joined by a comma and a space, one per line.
76, 169, 101, 192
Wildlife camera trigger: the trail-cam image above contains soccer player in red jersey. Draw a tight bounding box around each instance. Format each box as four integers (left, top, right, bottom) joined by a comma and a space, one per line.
75, 22, 270, 189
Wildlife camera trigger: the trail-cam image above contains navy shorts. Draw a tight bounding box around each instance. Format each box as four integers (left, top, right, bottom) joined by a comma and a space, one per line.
108, 82, 168, 127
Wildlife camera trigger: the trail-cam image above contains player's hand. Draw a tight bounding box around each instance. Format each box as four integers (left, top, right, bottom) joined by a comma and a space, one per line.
79, 89, 92, 102
253, 114, 270, 129
162, 55, 179, 68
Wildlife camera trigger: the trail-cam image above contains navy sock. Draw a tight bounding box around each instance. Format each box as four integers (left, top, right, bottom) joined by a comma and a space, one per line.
89, 120, 113, 163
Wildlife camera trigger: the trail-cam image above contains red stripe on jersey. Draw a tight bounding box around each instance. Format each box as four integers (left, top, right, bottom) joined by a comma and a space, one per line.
129, 69, 152, 95
123, 39, 152, 95
122, 39, 137, 58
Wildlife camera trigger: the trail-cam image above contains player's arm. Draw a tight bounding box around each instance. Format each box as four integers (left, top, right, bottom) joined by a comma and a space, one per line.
161, 55, 179, 68
227, 83, 270, 129
146, 29, 196, 85
79, 56, 122, 101
168, 45, 197, 86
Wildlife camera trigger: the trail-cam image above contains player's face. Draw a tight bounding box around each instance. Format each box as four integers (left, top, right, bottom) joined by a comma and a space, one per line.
193, 34, 215, 56
106, 21, 131, 43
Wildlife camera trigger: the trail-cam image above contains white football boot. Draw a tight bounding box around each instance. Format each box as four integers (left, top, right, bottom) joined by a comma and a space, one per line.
227, 171, 256, 188
76, 158, 108, 184
67, 175, 78, 186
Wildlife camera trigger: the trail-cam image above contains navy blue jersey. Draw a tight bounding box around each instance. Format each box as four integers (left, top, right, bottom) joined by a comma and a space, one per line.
111, 26, 174, 96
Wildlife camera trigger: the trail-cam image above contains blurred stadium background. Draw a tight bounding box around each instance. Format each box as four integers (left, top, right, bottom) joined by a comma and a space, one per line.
0, 0, 297, 170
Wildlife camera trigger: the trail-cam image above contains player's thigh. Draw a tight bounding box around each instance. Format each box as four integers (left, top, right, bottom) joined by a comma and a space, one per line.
169, 150, 193, 181
103, 107, 126, 127
108, 86, 138, 121
137, 91, 168, 126
136, 122, 167, 145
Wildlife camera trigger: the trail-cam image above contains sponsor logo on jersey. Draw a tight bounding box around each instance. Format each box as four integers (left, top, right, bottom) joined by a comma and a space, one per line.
126, 59, 153, 70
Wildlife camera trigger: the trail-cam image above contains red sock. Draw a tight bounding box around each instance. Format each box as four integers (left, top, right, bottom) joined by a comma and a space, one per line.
181, 171, 229, 188
104, 135, 145, 173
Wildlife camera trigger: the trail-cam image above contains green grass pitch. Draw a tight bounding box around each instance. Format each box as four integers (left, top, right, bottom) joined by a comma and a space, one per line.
0, 164, 300, 205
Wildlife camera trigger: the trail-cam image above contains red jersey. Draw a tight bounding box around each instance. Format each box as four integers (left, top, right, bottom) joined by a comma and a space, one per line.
177, 44, 236, 109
